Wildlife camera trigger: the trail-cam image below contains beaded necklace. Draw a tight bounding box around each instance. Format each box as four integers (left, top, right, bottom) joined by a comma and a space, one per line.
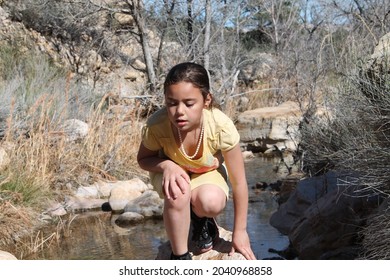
177, 124, 204, 160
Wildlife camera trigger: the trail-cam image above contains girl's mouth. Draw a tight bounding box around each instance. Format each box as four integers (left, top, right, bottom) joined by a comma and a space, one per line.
176, 120, 187, 127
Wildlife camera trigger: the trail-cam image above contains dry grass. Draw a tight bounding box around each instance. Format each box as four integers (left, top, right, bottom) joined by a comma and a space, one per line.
358, 210, 390, 259
0, 198, 36, 245
0, 90, 146, 252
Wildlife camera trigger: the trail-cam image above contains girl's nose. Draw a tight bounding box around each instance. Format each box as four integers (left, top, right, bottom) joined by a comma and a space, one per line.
176, 103, 185, 115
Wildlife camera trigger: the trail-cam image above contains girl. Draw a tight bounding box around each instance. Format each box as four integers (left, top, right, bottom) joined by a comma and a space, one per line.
137, 62, 256, 260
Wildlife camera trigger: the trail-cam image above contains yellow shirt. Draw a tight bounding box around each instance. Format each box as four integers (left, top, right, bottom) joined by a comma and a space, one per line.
141, 108, 240, 174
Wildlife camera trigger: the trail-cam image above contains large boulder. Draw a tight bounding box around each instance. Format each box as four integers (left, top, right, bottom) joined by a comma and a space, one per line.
108, 178, 152, 211
236, 101, 302, 153
124, 190, 163, 217
270, 171, 382, 259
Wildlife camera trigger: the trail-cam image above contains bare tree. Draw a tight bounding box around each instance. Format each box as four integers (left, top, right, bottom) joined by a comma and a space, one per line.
125, 0, 157, 91
156, 0, 176, 74
203, 0, 211, 70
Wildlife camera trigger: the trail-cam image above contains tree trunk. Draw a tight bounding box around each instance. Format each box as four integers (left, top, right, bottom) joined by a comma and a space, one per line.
128, 0, 157, 91
203, 0, 211, 70
187, 0, 194, 60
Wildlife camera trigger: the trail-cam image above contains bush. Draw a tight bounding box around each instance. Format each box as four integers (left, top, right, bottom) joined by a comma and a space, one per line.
298, 48, 390, 260
299, 60, 390, 196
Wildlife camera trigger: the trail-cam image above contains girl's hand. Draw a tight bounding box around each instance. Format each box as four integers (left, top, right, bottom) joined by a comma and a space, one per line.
161, 161, 191, 200
229, 229, 257, 260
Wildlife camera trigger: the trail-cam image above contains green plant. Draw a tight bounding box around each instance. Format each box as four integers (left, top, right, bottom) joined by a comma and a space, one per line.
0, 173, 50, 206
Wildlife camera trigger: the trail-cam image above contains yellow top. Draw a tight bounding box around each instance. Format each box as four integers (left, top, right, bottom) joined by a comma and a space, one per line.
141, 108, 240, 174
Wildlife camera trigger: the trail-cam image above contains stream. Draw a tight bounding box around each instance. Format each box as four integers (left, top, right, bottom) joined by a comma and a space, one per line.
28, 156, 292, 260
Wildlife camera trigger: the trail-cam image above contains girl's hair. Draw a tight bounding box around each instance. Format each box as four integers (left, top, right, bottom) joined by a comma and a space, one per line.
164, 62, 213, 107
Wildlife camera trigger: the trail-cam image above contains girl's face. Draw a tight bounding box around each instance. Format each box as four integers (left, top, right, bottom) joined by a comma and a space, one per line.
165, 82, 211, 132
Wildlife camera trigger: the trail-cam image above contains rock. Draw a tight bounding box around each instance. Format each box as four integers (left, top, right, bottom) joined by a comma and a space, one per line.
270, 171, 382, 259
124, 70, 139, 81
0, 250, 17, 260
75, 180, 144, 199
114, 13, 134, 26
156, 226, 246, 260
124, 190, 163, 217
115, 212, 145, 225
0, 6, 8, 20
132, 59, 146, 71
108, 178, 151, 211
64, 196, 107, 212
361, 32, 390, 100
270, 172, 340, 235
0, 146, 10, 171
365, 32, 390, 79
242, 150, 255, 159
61, 119, 89, 142
238, 53, 274, 86
236, 101, 301, 153
46, 202, 67, 216
47, 178, 154, 215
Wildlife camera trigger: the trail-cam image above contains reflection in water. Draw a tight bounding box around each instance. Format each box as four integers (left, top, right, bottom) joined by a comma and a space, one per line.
30, 156, 291, 260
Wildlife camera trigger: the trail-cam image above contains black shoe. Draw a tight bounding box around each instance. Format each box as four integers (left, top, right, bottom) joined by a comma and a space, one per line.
191, 210, 219, 253
170, 251, 192, 260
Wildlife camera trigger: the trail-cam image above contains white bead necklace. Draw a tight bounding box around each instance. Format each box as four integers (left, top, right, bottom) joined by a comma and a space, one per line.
177, 124, 204, 160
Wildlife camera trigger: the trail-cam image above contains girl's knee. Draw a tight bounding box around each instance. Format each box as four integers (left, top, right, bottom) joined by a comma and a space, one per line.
191, 185, 226, 216
164, 191, 191, 211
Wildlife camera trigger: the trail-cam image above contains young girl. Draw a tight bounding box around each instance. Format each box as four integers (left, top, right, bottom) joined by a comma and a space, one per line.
137, 62, 256, 260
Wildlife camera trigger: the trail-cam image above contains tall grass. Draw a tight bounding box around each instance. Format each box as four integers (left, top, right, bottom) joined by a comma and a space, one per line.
0, 41, 145, 246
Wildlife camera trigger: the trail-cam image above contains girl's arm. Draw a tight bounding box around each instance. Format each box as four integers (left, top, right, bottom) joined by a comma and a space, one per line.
223, 144, 257, 260
137, 143, 190, 200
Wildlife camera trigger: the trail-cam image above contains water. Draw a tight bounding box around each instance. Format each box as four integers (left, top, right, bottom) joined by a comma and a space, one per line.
29, 156, 291, 260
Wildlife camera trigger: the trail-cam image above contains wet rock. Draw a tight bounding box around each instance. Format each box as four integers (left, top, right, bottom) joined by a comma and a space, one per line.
115, 212, 145, 225
108, 178, 151, 211
124, 190, 163, 217
46, 202, 67, 216
156, 226, 246, 260
64, 196, 107, 212
270, 171, 382, 259
101, 201, 112, 212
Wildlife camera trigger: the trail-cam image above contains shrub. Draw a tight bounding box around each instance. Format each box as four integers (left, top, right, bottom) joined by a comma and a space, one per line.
299, 60, 390, 196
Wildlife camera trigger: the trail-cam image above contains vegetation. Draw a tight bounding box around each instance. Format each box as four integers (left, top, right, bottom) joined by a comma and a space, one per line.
0, 0, 389, 259
0, 41, 145, 251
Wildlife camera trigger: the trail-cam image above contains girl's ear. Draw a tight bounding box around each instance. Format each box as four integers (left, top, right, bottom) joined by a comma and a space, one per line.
204, 93, 212, 108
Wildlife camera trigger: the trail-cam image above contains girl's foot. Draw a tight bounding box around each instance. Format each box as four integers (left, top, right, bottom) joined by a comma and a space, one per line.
170, 251, 192, 260
191, 210, 219, 253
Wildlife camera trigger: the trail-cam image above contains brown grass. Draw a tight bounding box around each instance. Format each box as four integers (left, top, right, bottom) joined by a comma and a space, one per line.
0, 89, 146, 251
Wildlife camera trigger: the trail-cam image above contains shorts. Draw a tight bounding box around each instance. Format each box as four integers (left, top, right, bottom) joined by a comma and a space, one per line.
150, 165, 229, 198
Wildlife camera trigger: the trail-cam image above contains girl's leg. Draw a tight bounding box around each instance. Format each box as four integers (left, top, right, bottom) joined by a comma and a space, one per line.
150, 172, 193, 257
191, 184, 226, 217
163, 189, 191, 256
190, 184, 226, 252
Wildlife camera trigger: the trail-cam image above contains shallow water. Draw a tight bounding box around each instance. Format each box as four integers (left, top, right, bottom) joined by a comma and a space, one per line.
29, 156, 291, 260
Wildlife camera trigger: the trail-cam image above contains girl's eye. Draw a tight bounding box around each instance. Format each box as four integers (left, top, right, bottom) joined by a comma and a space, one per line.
186, 103, 195, 107
167, 102, 177, 107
